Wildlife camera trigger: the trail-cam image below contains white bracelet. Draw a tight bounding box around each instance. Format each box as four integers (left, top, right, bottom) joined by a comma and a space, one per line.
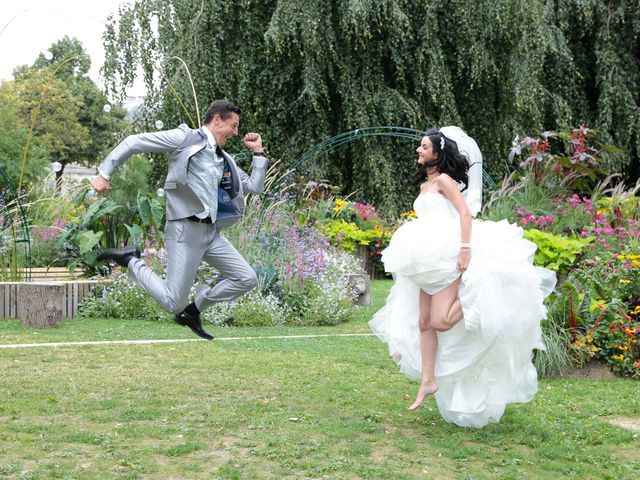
460, 243, 471, 249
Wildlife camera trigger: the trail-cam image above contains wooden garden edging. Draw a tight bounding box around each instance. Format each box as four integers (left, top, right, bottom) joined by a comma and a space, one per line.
0, 280, 102, 321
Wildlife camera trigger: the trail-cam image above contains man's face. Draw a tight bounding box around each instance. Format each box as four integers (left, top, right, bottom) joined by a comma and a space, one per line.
211, 113, 240, 146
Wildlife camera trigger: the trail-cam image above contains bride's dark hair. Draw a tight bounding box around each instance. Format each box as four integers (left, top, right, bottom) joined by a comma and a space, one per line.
411, 128, 469, 191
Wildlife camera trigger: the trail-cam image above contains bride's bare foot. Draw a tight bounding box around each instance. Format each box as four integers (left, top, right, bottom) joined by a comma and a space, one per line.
408, 381, 438, 410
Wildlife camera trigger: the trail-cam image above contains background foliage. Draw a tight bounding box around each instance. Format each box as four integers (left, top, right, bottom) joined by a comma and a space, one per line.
0, 37, 127, 190
103, 0, 639, 214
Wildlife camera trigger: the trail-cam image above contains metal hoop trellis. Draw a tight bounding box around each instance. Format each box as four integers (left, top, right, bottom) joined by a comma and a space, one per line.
292, 126, 497, 190
235, 126, 497, 191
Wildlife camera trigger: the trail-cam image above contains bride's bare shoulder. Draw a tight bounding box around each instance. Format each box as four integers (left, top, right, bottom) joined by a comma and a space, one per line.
436, 173, 455, 183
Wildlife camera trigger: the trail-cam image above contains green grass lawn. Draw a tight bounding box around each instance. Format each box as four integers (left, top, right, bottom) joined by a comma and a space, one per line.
1, 279, 639, 479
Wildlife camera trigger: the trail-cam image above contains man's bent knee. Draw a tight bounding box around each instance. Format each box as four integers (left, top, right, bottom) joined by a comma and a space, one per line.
163, 295, 188, 314
239, 270, 258, 291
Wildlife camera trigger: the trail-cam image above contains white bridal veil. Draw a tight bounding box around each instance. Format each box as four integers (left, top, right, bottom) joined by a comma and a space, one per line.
440, 126, 483, 217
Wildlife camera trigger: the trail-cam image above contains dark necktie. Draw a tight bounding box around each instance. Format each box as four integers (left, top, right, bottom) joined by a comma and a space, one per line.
218, 146, 232, 192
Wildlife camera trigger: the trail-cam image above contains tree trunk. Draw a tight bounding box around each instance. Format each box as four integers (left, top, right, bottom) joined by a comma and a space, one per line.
345, 274, 372, 306
17, 282, 65, 327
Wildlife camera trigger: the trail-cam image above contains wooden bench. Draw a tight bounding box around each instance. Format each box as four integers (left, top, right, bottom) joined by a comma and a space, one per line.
15, 267, 85, 281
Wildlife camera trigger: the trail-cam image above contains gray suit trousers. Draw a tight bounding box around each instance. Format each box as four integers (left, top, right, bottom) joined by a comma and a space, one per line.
127, 219, 258, 314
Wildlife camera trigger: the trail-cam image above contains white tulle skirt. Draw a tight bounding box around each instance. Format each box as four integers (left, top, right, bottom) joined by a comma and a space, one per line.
370, 217, 556, 428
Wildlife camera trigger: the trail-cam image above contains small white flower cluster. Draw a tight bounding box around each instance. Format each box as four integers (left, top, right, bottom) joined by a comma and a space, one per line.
200, 299, 235, 326
201, 290, 290, 327
322, 251, 366, 282
303, 277, 354, 325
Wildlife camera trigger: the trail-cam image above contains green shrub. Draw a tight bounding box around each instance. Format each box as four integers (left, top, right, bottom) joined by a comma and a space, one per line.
77, 271, 169, 321
227, 291, 287, 327
298, 281, 355, 326
523, 229, 593, 274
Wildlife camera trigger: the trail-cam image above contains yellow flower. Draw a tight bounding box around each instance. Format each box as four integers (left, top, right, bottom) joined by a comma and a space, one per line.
617, 254, 640, 261
619, 279, 631, 284
333, 199, 348, 213
616, 345, 629, 351
400, 210, 417, 218
613, 354, 625, 361
632, 260, 640, 268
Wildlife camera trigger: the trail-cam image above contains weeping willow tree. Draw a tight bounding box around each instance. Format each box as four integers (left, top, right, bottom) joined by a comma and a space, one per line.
102, 0, 639, 214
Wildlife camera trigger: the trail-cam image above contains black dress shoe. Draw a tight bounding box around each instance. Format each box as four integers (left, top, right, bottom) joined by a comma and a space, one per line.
174, 311, 214, 340
96, 245, 141, 267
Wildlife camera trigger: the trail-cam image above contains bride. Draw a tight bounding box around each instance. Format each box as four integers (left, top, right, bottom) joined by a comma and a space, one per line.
369, 127, 556, 428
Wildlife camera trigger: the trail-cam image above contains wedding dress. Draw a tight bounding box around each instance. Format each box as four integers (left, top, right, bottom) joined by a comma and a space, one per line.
369, 129, 556, 428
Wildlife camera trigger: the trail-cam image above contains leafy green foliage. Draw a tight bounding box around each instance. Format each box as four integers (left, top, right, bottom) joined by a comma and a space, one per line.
523, 228, 593, 274
32, 36, 128, 163
57, 158, 165, 275
103, 0, 640, 214
77, 276, 169, 322
0, 93, 49, 188
563, 255, 640, 378
10, 65, 90, 173
320, 220, 379, 253
0, 36, 127, 192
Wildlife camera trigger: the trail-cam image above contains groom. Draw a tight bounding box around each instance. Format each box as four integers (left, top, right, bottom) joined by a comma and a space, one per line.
91, 100, 268, 340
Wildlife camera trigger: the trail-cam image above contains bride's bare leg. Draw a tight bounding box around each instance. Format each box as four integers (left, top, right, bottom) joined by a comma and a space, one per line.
431, 278, 463, 332
447, 297, 464, 326
409, 289, 439, 410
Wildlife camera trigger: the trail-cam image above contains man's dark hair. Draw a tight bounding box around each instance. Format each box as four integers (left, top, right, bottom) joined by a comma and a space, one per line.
203, 100, 241, 124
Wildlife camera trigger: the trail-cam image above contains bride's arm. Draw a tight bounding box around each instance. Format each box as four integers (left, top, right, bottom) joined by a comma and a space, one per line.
437, 175, 472, 272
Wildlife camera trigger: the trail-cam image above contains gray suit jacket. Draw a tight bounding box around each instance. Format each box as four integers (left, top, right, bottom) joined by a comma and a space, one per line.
98, 124, 268, 229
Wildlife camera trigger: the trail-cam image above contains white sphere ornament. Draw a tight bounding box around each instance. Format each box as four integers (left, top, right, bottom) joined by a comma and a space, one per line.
44, 51, 53, 60
156, 188, 165, 197
103, 104, 112, 113
86, 190, 97, 201
155, 120, 164, 129
51, 161, 63, 172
